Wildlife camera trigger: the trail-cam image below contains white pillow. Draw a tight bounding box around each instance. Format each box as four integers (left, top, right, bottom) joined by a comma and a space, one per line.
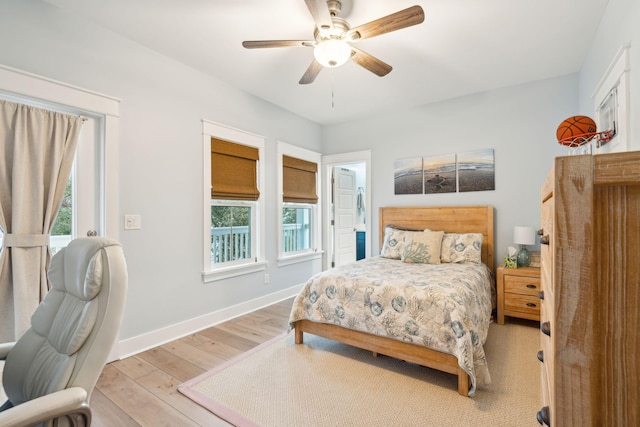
401, 231, 444, 264
440, 233, 483, 264
380, 226, 408, 259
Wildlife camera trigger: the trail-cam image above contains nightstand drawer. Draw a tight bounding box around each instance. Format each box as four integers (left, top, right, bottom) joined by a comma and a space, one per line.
504, 293, 540, 315
504, 275, 540, 295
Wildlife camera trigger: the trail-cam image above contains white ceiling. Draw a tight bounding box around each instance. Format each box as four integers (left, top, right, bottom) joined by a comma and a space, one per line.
42, 0, 609, 125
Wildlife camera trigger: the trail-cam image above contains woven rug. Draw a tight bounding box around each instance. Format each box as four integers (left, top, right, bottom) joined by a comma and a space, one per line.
178, 321, 540, 427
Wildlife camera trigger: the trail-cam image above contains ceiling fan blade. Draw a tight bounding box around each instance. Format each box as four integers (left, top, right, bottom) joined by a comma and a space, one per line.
350, 47, 392, 77
304, 0, 333, 31
299, 59, 323, 84
346, 5, 425, 41
242, 40, 315, 49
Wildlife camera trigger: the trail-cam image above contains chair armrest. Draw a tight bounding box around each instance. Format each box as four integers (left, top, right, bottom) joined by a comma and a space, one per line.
0, 387, 91, 427
0, 342, 15, 360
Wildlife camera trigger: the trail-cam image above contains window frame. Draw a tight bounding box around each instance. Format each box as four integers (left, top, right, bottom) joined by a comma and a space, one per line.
202, 120, 266, 282
281, 202, 315, 256
210, 199, 257, 267
0, 64, 120, 243
276, 141, 322, 266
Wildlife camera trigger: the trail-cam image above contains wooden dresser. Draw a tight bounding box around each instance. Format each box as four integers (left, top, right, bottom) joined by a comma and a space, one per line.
537, 151, 640, 426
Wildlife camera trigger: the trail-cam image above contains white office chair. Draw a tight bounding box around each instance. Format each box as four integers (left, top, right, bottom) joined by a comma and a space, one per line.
0, 237, 127, 427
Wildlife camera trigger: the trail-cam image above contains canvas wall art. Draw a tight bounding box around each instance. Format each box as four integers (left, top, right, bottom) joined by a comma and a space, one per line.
423, 154, 456, 194
394, 157, 423, 195
457, 149, 495, 192
393, 148, 495, 195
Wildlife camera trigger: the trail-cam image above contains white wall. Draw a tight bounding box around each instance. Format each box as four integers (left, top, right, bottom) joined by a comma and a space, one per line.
0, 0, 322, 350
322, 75, 576, 263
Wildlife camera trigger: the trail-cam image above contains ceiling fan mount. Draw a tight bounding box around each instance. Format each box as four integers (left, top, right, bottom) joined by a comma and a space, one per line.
242, 0, 425, 84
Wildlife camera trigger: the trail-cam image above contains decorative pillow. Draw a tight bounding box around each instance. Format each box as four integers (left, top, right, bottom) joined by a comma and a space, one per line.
440, 233, 483, 264
380, 226, 409, 259
401, 231, 444, 264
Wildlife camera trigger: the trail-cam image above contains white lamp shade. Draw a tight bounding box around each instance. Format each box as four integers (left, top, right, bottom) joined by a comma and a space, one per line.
514, 226, 535, 245
313, 39, 351, 68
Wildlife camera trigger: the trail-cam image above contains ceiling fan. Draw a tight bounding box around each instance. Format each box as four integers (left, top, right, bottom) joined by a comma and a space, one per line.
242, 0, 425, 84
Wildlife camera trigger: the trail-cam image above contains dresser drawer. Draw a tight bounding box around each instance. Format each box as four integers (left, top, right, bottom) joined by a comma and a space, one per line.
504, 274, 541, 295
504, 293, 540, 316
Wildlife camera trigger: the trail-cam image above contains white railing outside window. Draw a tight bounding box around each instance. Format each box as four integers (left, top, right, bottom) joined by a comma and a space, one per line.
211, 226, 250, 263
210, 224, 307, 263
282, 223, 309, 254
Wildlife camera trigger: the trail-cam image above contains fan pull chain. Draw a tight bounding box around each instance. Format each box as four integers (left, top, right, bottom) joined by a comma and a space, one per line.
331, 69, 336, 108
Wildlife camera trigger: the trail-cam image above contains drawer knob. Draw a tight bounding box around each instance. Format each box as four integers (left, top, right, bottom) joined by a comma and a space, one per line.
536, 406, 550, 425
538, 291, 544, 300
541, 321, 551, 337
526, 283, 537, 289
526, 302, 537, 308
537, 350, 544, 363
540, 235, 550, 245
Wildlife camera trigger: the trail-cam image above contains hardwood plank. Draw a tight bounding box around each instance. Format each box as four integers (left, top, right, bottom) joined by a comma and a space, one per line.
214, 320, 275, 343
137, 346, 206, 383
160, 338, 227, 371
196, 338, 248, 361
97, 364, 200, 426
109, 354, 157, 380
197, 326, 262, 352
136, 369, 232, 426
90, 388, 139, 427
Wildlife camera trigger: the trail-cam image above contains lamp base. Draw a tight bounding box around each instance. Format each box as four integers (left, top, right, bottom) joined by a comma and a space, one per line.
516, 246, 531, 267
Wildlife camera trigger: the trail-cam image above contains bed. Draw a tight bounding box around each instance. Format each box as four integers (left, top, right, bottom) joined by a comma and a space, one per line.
289, 205, 495, 397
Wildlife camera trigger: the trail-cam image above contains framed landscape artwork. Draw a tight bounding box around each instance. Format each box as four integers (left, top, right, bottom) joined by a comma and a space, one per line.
423, 154, 456, 194
394, 157, 423, 195
394, 149, 495, 195
457, 149, 495, 192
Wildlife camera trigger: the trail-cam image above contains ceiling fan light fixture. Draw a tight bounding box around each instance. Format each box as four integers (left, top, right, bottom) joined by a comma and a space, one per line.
313, 39, 351, 68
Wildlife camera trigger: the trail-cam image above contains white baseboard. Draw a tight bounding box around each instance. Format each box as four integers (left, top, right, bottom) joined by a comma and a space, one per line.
111, 284, 303, 361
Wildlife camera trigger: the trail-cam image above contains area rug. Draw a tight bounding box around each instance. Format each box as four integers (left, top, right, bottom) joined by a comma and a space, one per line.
178, 321, 540, 427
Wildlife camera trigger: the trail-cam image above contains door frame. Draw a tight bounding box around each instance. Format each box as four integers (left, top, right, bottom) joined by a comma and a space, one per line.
321, 150, 371, 271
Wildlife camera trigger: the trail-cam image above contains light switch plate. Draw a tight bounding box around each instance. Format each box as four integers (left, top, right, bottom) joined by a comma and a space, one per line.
124, 214, 141, 230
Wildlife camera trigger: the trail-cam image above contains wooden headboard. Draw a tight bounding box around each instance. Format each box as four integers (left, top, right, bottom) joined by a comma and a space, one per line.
379, 206, 495, 274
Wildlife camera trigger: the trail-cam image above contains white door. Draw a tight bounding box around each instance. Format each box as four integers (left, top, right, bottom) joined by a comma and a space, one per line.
332, 167, 356, 267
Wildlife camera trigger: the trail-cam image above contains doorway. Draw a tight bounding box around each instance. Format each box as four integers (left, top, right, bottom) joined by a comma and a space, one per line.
322, 150, 371, 271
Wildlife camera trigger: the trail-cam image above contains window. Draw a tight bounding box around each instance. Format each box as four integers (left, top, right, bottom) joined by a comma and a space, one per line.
0, 66, 116, 255
211, 202, 254, 265
202, 121, 265, 281
282, 205, 312, 253
277, 142, 322, 265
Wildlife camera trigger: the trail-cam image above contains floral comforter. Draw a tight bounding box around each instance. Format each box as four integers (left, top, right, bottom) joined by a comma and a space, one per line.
289, 256, 494, 395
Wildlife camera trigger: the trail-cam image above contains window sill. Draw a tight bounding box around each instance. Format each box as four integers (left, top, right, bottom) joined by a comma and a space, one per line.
202, 260, 268, 283
277, 251, 323, 267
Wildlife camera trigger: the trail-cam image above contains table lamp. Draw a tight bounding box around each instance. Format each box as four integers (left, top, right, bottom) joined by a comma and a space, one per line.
514, 226, 535, 267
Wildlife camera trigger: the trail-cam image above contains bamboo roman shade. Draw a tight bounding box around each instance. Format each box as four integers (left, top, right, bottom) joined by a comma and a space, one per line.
211, 138, 260, 201
283, 155, 318, 204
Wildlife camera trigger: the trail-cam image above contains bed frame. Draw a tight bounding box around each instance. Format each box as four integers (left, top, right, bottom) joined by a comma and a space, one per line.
293, 205, 495, 397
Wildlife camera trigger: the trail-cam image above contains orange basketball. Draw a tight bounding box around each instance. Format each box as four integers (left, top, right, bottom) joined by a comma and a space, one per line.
556, 116, 597, 146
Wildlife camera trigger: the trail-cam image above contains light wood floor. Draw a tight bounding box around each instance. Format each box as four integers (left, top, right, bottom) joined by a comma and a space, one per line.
91, 297, 295, 426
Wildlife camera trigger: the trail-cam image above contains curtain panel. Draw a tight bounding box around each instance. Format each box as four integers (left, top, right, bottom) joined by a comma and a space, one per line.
211, 138, 260, 201
283, 155, 318, 204
0, 100, 82, 341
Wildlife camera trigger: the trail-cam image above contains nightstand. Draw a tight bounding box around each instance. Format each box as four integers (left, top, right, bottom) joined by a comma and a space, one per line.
496, 265, 541, 324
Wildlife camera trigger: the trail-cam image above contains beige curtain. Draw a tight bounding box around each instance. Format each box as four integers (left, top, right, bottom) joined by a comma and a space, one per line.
0, 100, 82, 341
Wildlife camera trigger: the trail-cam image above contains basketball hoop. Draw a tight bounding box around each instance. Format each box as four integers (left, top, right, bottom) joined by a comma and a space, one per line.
559, 130, 613, 154
558, 132, 598, 148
